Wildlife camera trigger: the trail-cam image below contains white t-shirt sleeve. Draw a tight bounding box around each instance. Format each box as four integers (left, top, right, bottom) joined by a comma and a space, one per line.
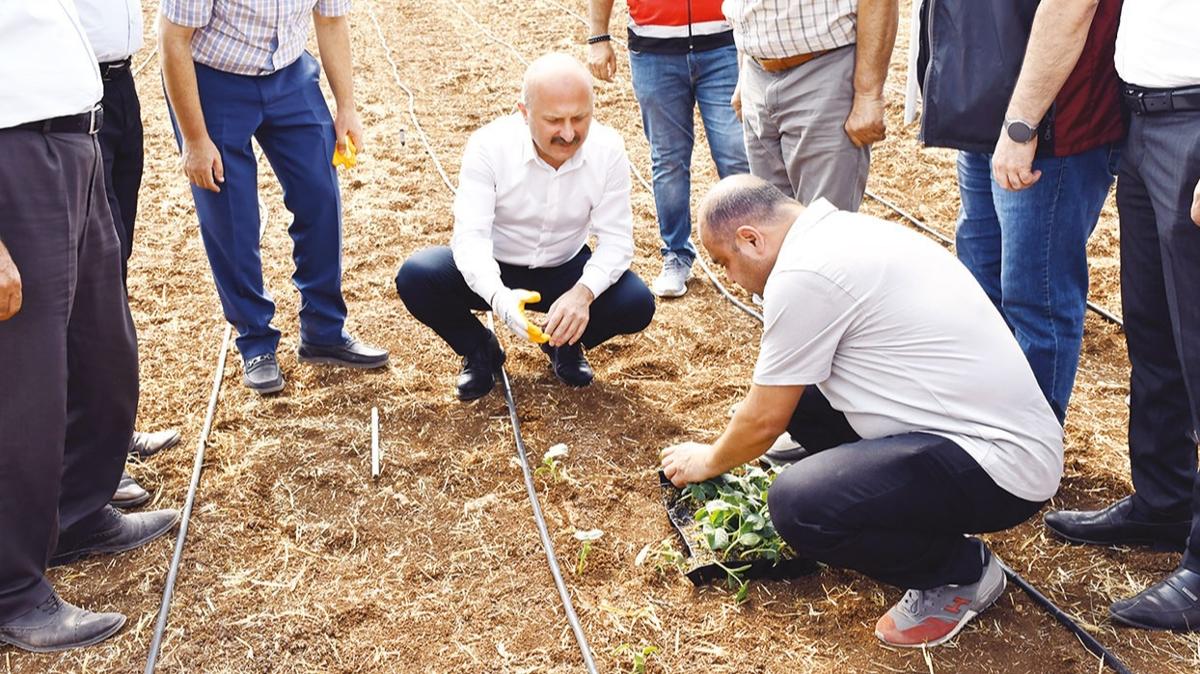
753, 270, 858, 386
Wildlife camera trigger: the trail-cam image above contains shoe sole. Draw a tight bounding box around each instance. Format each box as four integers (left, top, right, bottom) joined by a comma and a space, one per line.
244, 377, 285, 395
297, 353, 389, 369
652, 287, 687, 298
0, 615, 126, 653
1045, 526, 1186, 552
876, 567, 1007, 648
1108, 607, 1193, 632
50, 513, 181, 567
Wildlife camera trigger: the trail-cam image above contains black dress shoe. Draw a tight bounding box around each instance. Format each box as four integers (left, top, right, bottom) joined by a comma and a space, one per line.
1044, 496, 1190, 551
0, 592, 124, 653
540, 342, 594, 387
50, 506, 180, 567
243, 352, 285, 395
298, 337, 389, 369
457, 332, 506, 401
129, 429, 181, 458
110, 471, 150, 509
1110, 567, 1200, 631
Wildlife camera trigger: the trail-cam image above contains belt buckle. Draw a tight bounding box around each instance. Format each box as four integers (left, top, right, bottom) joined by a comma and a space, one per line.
87, 105, 100, 135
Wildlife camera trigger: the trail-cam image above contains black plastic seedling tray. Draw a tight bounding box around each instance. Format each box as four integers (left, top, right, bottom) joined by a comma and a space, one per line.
657, 471, 818, 586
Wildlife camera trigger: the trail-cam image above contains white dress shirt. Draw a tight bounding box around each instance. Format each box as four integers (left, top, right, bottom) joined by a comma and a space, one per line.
721, 0, 857, 59
451, 114, 635, 305
0, 0, 102, 129
1115, 0, 1200, 89
76, 0, 144, 63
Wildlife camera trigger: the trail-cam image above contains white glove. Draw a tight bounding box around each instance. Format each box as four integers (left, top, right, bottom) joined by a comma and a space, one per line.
490, 287, 549, 344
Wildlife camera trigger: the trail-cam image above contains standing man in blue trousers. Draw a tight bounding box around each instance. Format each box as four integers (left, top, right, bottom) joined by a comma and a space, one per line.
587, 0, 748, 298
161, 0, 387, 395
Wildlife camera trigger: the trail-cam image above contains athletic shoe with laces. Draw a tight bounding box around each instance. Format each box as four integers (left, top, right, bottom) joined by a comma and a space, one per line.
651, 254, 691, 298
875, 543, 1007, 647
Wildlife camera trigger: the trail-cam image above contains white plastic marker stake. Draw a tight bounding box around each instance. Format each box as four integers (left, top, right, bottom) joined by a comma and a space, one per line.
371, 407, 380, 478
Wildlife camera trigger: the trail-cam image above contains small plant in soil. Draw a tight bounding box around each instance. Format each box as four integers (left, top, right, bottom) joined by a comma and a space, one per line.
613, 643, 659, 673
574, 529, 603, 575
635, 537, 687, 576
534, 443, 570, 483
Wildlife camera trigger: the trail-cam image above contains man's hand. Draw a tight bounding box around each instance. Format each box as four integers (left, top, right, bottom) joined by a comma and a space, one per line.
491, 288, 550, 344
587, 42, 617, 82
544, 284, 593, 347
334, 106, 364, 158
661, 441, 719, 488
1191, 178, 1200, 227
0, 241, 22, 321
843, 92, 886, 147
731, 78, 743, 121
182, 135, 224, 192
992, 134, 1042, 191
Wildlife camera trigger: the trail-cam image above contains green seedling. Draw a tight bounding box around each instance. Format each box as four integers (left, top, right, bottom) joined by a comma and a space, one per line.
534, 443, 570, 483
613, 643, 659, 674
679, 464, 792, 602
574, 529, 603, 575
635, 538, 687, 576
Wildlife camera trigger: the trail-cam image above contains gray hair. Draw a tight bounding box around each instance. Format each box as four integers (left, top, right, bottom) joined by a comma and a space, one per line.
699, 175, 792, 243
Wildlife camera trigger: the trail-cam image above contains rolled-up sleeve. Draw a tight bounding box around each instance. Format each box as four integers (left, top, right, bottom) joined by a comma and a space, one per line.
450, 133, 505, 305
316, 0, 352, 17
161, 0, 213, 28
579, 143, 634, 299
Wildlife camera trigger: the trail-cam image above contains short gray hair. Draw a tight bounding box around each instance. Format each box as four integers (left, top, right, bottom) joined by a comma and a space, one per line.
700, 176, 791, 244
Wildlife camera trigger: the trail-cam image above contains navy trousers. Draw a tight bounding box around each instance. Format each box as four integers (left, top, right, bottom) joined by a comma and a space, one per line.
168, 52, 348, 359
769, 388, 1043, 590
98, 63, 143, 283
394, 246, 655, 356
1117, 105, 1200, 570
0, 130, 137, 620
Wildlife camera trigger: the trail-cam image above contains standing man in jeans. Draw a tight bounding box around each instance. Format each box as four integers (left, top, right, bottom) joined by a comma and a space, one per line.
723, 0, 897, 212
915, 0, 1125, 422
1044, 1, 1200, 631
160, 0, 388, 395
586, 0, 748, 298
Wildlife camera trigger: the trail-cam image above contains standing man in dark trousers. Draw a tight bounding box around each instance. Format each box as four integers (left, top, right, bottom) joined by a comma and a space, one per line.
160, 0, 388, 395
587, 0, 749, 298
1044, 0, 1200, 631
0, 0, 179, 653
77, 0, 183, 510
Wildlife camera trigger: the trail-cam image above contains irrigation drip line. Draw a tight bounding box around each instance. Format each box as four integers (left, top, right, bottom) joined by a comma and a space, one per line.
133, 47, 159, 79
144, 324, 232, 673
366, 4, 598, 669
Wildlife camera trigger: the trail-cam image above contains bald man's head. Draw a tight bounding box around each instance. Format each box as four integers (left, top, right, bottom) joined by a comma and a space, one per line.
697, 175, 800, 296
518, 53, 595, 169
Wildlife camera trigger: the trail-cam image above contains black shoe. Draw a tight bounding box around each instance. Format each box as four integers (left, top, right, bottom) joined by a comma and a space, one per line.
128, 429, 181, 458
0, 592, 124, 653
50, 506, 180, 567
243, 352, 285, 395
297, 337, 389, 369
540, 342, 594, 387
457, 332, 506, 401
762, 434, 809, 466
1110, 567, 1200, 631
110, 471, 150, 509
1044, 496, 1190, 551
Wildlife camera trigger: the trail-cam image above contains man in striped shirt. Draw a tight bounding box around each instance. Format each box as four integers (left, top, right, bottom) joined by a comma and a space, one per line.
160, 0, 387, 395
723, 0, 898, 211
587, 0, 749, 298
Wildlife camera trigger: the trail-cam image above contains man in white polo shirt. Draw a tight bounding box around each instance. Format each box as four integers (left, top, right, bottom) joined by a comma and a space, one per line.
396, 53, 655, 401
661, 175, 1063, 648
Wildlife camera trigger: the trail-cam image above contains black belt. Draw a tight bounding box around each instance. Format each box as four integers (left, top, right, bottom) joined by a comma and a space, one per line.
100, 58, 132, 81
12, 105, 103, 135
1122, 83, 1200, 115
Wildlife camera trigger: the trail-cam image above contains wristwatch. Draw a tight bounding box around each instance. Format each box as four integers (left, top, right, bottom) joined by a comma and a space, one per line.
1003, 118, 1038, 144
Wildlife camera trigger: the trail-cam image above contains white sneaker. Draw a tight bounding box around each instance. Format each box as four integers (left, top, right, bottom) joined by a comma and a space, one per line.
651, 254, 691, 298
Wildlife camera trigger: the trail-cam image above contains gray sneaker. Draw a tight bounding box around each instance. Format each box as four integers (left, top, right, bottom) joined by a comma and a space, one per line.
243, 352, 285, 395
651, 254, 691, 298
875, 543, 1007, 647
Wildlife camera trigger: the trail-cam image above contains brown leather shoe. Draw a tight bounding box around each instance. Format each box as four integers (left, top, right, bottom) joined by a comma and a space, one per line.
0, 592, 124, 653
109, 471, 150, 509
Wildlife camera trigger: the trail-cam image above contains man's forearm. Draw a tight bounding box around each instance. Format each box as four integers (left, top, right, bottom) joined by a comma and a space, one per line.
159, 19, 208, 143
1006, 0, 1100, 122
707, 385, 805, 474
589, 0, 615, 36
313, 14, 355, 110
851, 0, 898, 97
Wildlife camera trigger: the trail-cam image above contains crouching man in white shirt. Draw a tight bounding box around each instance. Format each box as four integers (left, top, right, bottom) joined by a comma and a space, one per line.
661, 175, 1064, 649
396, 53, 655, 401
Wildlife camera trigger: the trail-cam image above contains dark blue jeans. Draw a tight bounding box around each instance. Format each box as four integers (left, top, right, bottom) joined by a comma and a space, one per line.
955, 146, 1118, 421
395, 246, 655, 356
629, 45, 748, 264
167, 52, 349, 359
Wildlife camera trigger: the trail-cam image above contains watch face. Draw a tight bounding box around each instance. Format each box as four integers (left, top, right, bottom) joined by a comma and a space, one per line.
1007, 120, 1036, 143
